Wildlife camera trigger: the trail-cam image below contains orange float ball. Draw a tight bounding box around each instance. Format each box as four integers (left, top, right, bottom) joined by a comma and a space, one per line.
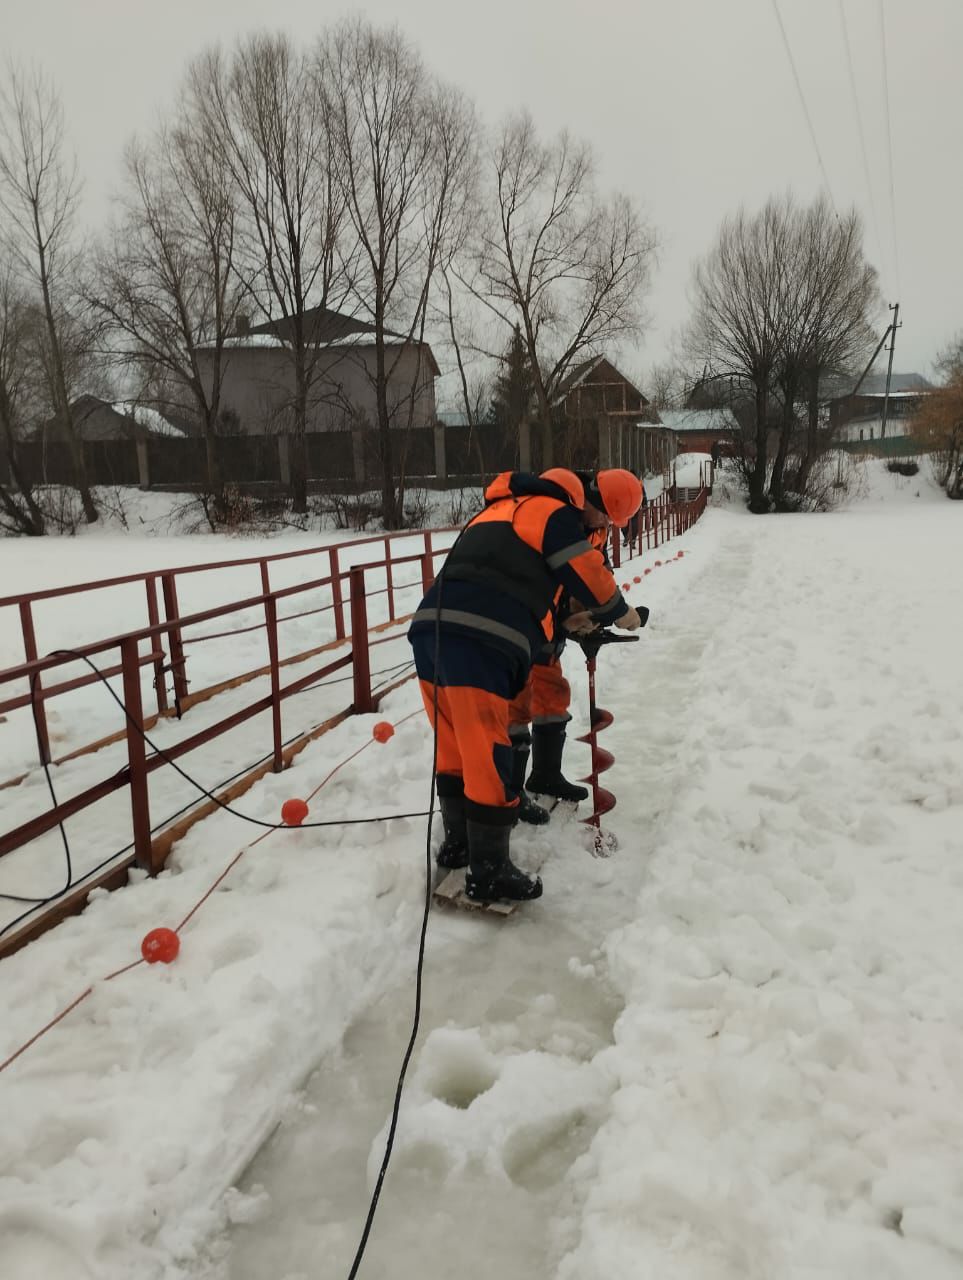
373, 721, 395, 743
281, 797, 309, 826
633, 576, 641, 584
141, 927, 180, 965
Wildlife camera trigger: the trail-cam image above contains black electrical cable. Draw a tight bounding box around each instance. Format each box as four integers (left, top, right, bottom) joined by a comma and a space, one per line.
30, 650, 429, 833
344, 527, 465, 1280
1, 654, 423, 934
0, 719, 348, 932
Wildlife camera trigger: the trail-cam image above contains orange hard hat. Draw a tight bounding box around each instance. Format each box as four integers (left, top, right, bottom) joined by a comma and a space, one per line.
589, 469, 644, 527
539, 468, 585, 509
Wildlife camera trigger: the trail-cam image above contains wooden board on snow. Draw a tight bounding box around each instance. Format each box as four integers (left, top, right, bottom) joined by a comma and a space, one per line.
432, 848, 549, 917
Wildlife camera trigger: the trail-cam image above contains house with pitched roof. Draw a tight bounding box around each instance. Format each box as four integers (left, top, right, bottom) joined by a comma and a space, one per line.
195, 307, 439, 436
828, 373, 934, 444
549, 355, 675, 474
656, 406, 739, 457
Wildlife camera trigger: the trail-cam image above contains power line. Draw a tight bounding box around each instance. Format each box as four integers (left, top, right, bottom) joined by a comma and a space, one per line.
877, 0, 902, 293
770, 0, 840, 216
837, 0, 886, 277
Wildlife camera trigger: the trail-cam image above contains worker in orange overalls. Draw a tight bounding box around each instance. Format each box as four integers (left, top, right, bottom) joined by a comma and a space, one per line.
508, 470, 645, 822
407, 468, 644, 902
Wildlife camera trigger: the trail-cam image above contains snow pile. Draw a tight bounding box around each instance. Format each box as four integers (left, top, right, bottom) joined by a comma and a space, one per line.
0, 706, 435, 1278
842, 455, 945, 506
2, 488, 963, 1279
562, 504, 963, 1279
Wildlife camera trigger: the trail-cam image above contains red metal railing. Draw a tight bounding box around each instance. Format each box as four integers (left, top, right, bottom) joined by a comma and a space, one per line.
611, 486, 708, 568
0, 530, 452, 956
0, 527, 446, 770
0, 487, 709, 956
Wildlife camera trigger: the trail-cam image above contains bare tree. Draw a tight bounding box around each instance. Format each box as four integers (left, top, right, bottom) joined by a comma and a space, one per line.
197, 35, 348, 514
92, 84, 245, 501
437, 263, 493, 483
793, 201, 879, 496
688, 196, 810, 512
688, 195, 880, 512
322, 20, 477, 527
0, 269, 45, 533
644, 361, 685, 411
475, 112, 655, 468
0, 63, 97, 521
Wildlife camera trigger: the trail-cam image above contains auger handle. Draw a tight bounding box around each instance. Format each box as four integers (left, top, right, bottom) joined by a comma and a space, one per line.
577, 629, 641, 660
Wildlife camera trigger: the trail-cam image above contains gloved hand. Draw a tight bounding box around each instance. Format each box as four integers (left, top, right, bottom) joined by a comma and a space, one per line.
615, 604, 649, 631
563, 610, 597, 636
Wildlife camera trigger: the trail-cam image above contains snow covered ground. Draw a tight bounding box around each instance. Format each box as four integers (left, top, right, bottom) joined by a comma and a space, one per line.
2, 460, 962, 1279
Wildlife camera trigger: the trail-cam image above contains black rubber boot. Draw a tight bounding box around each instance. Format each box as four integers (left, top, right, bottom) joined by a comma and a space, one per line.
465, 819, 543, 902
527, 725, 589, 803
436, 788, 468, 869
510, 743, 550, 826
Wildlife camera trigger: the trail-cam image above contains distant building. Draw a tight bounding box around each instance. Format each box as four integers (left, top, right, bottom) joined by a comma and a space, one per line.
828, 373, 934, 443
550, 355, 674, 473
656, 407, 739, 457
195, 307, 439, 436
44, 396, 186, 442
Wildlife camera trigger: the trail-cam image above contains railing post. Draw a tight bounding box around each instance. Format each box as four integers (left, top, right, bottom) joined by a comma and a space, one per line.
349, 566, 375, 713
160, 572, 189, 711
422, 531, 434, 595
145, 576, 169, 716
611, 528, 621, 569
261, 561, 283, 772
385, 536, 396, 623
19, 600, 50, 764
120, 635, 155, 874
330, 548, 345, 640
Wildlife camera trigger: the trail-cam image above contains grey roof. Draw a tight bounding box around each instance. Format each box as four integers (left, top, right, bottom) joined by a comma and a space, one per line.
211, 305, 440, 376
825, 371, 935, 400
244, 306, 396, 345
859, 372, 934, 394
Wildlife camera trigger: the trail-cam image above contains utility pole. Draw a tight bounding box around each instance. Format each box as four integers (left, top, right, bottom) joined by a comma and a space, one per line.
880, 302, 901, 439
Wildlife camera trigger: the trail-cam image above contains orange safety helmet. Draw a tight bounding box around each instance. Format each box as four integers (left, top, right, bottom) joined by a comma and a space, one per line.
587, 469, 644, 527
539, 468, 585, 509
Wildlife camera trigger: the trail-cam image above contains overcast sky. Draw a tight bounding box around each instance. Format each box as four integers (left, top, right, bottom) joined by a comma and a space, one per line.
8, 0, 963, 387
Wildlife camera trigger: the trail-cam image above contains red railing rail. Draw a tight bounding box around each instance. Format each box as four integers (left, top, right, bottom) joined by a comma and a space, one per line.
0, 527, 453, 764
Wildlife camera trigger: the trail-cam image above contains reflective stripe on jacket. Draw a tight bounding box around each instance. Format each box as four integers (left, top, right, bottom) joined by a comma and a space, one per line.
409, 472, 626, 665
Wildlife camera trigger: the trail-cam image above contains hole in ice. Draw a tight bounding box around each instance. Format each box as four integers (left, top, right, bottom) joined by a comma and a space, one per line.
418, 1028, 499, 1110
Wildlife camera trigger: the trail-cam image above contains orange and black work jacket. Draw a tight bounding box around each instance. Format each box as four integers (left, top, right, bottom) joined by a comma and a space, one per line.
408, 472, 628, 670
538, 522, 612, 665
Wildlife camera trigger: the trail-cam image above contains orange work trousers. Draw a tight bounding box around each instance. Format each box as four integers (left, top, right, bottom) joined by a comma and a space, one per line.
419, 679, 517, 812
508, 656, 572, 731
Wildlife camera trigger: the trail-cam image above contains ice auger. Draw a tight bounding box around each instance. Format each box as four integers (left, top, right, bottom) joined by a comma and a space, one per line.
575, 625, 641, 855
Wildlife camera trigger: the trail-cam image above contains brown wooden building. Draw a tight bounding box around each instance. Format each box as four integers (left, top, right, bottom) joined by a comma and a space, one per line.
548, 356, 675, 476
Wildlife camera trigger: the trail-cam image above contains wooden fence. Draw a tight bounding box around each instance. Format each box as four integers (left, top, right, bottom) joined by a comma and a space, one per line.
1, 420, 678, 493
